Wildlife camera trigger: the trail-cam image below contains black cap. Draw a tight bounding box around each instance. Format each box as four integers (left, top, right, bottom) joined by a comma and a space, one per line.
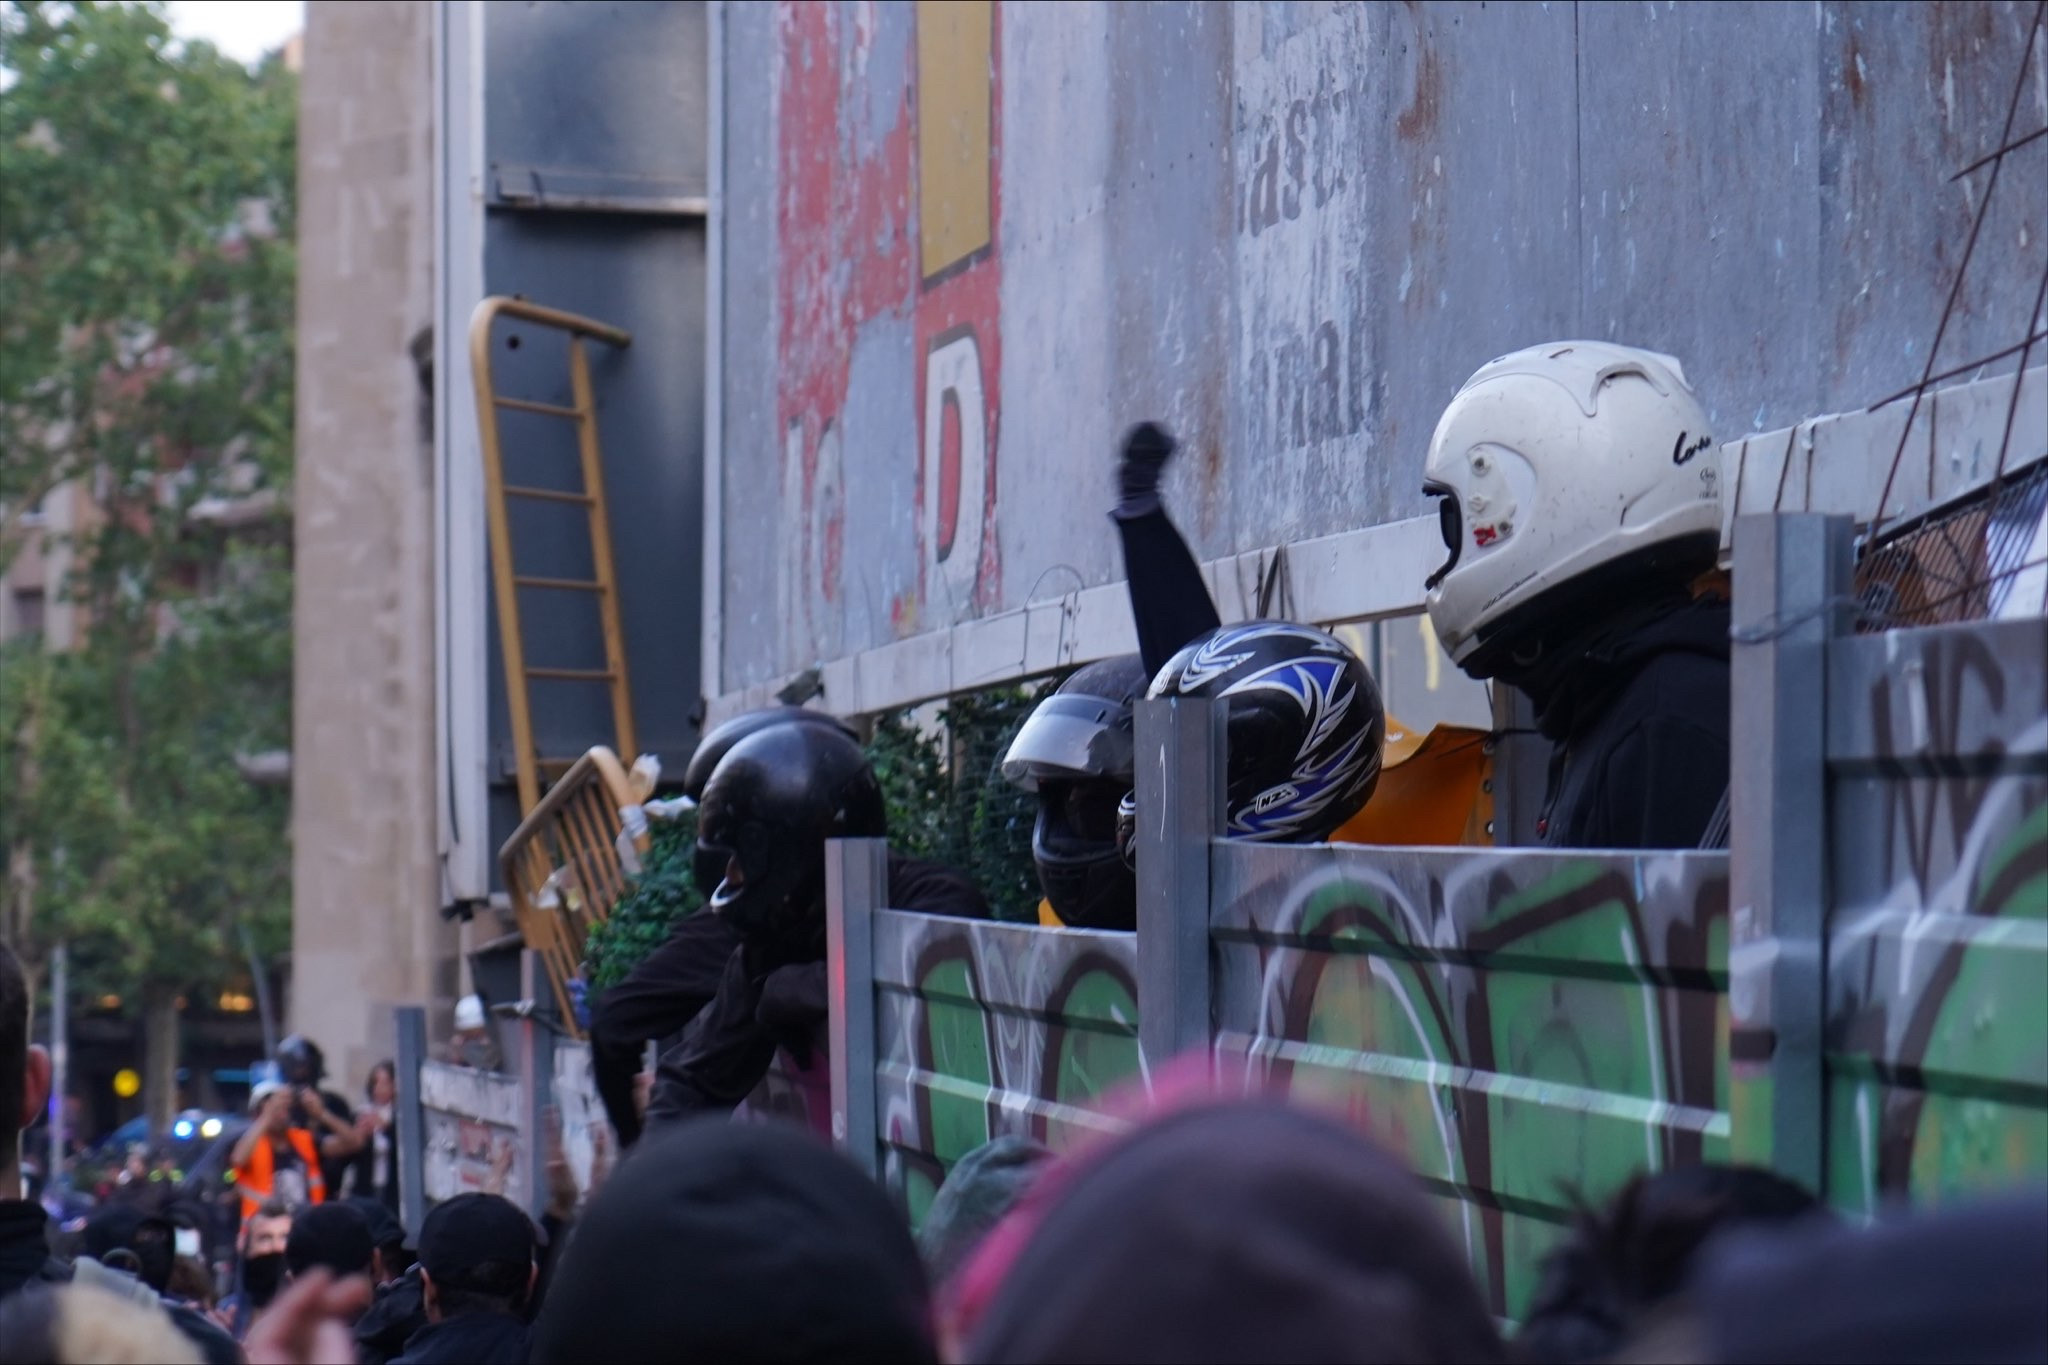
286, 1203, 375, 1279
416, 1193, 537, 1283
342, 1196, 408, 1252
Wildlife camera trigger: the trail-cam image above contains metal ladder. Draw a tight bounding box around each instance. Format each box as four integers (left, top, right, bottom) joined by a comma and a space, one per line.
468, 296, 636, 815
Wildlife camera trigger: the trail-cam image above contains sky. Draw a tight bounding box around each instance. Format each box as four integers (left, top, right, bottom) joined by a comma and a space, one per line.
166, 0, 304, 65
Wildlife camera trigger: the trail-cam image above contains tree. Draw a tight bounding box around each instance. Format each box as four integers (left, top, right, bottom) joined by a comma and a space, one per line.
0, 1, 297, 1133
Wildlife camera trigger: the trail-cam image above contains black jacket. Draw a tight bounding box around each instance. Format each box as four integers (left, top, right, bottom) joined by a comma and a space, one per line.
356, 1267, 430, 1365
1522, 596, 1731, 850
0, 1198, 240, 1365
392, 1309, 531, 1364
644, 853, 989, 1125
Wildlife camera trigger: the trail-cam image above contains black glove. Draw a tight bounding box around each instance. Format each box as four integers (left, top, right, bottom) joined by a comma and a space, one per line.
755, 961, 828, 1063
1115, 421, 1178, 520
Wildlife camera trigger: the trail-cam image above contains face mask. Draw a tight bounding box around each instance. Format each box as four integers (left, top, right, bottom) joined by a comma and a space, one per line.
242, 1252, 286, 1308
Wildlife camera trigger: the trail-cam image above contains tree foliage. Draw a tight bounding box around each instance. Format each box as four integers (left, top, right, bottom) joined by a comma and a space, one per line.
0, 1, 298, 1117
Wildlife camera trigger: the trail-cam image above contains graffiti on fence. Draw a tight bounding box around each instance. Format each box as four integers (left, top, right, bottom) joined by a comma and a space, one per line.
870, 912, 1139, 1224
1825, 619, 2048, 1211
1208, 844, 1729, 1317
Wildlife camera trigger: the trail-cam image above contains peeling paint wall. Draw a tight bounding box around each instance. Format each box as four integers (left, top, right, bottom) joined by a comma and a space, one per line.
713, 0, 2048, 693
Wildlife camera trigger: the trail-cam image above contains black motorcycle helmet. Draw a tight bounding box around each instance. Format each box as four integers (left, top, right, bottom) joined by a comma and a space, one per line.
275, 1034, 326, 1089
1000, 654, 1150, 930
696, 723, 887, 947
1144, 622, 1384, 843
681, 706, 859, 897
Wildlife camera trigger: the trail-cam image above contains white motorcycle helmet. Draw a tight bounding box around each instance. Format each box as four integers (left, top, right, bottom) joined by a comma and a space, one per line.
1421, 341, 1723, 673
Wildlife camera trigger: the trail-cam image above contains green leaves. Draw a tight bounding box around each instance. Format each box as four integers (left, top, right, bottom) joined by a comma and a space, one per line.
0, 0, 296, 1009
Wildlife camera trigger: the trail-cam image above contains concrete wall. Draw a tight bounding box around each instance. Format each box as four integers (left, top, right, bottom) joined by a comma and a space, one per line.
291, 0, 455, 1095
710, 1, 2048, 699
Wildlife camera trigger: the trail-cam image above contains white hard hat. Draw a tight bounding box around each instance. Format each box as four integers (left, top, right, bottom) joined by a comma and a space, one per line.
247, 1078, 287, 1112
454, 995, 487, 1032
1421, 341, 1722, 670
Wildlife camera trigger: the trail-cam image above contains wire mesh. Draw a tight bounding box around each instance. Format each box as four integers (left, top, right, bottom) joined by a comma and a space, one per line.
1856, 457, 2048, 631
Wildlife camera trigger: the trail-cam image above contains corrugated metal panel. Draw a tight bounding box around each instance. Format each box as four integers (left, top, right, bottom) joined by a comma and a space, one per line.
710, 0, 2047, 700
460, 2, 709, 886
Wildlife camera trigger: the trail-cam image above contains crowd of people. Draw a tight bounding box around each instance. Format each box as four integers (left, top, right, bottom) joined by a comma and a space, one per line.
3, 343, 2044, 1362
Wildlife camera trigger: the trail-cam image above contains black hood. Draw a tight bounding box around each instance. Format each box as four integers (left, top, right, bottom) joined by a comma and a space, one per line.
1508, 594, 1730, 742
530, 1121, 934, 1363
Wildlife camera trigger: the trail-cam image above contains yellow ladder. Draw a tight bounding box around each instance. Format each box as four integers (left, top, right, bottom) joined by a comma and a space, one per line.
469, 296, 637, 815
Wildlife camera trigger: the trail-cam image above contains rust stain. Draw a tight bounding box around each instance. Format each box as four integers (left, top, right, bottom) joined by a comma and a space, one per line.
1395, 15, 1442, 144
1844, 31, 1867, 107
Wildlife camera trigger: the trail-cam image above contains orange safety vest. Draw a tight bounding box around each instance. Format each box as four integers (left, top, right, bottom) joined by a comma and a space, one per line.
234, 1128, 325, 1221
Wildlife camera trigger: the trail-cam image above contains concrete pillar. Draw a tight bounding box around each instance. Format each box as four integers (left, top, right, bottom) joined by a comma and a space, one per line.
291, 0, 455, 1097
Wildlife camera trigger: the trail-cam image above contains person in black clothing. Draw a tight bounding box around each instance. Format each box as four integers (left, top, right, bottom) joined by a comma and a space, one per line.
1515, 1164, 1828, 1363
1117, 339, 1729, 851
390, 1193, 536, 1365
0, 943, 239, 1364
1419, 341, 1730, 849
275, 1033, 368, 1197
644, 722, 990, 1127
589, 704, 859, 1146
529, 1121, 937, 1363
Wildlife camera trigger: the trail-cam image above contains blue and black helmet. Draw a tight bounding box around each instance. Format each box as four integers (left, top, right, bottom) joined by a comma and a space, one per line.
1145, 622, 1384, 843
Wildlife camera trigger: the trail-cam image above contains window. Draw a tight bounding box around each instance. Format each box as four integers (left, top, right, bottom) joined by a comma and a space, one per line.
11, 589, 45, 639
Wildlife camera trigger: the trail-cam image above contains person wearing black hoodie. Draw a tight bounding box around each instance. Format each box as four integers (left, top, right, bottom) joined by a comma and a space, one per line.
389, 1193, 537, 1365
1119, 346, 1730, 855
1417, 341, 1731, 849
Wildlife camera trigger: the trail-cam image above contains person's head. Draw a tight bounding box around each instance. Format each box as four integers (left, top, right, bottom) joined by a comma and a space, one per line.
1001, 655, 1150, 929
275, 1034, 327, 1089
917, 1136, 1051, 1294
285, 1202, 375, 1283
365, 1059, 397, 1108
243, 1199, 295, 1259
166, 1254, 215, 1308
83, 1204, 177, 1294
0, 942, 53, 1196
416, 1193, 539, 1322
966, 1102, 1503, 1364
1516, 1164, 1829, 1364
682, 708, 862, 892
238, 1198, 295, 1310
1143, 621, 1386, 842
530, 1121, 935, 1363
0, 1281, 203, 1365
247, 1078, 296, 1133
1421, 341, 1722, 682
696, 723, 887, 947
343, 1196, 412, 1283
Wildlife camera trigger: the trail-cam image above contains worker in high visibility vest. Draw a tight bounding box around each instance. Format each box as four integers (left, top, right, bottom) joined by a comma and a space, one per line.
228, 1078, 352, 1221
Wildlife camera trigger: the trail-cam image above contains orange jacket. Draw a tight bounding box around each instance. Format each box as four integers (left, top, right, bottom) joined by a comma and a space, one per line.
234, 1127, 325, 1220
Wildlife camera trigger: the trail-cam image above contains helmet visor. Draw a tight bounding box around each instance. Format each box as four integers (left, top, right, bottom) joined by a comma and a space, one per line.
1001, 694, 1135, 791
1422, 480, 1462, 591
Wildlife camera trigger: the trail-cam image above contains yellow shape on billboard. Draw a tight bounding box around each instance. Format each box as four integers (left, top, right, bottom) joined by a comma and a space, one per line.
916, 0, 993, 281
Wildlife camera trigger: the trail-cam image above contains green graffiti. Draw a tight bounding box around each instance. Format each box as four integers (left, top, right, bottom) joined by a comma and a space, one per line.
920, 958, 996, 1165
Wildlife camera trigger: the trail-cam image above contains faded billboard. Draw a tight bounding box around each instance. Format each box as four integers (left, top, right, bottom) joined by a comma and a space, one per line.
712, 1, 2048, 695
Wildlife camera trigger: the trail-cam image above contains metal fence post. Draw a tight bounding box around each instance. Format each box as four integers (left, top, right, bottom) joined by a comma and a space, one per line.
519, 950, 555, 1220
827, 837, 886, 1178
1728, 512, 1853, 1194
1135, 697, 1225, 1070
394, 1006, 427, 1238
